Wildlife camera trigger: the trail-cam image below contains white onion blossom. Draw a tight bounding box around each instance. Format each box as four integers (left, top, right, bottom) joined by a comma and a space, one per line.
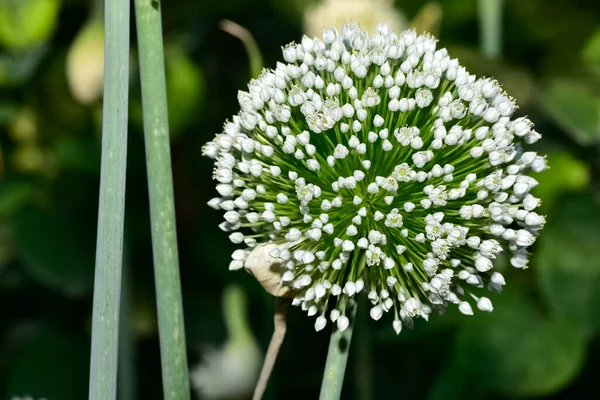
203, 23, 547, 334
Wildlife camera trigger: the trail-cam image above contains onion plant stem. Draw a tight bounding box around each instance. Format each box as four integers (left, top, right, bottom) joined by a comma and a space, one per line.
88, 0, 130, 398
134, 0, 190, 398
355, 300, 374, 400
118, 244, 136, 400
478, 0, 503, 59
319, 302, 358, 400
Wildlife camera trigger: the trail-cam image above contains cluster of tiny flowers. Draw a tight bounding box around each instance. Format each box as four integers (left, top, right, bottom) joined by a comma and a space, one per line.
203, 23, 546, 334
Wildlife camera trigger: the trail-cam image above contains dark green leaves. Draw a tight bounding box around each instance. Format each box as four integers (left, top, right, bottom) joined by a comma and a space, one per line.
0, 0, 61, 50
5, 326, 89, 400
13, 206, 95, 297
537, 194, 600, 338
582, 28, 600, 78
0, 183, 34, 218
165, 46, 205, 135
532, 152, 589, 212
453, 290, 584, 397
539, 80, 600, 145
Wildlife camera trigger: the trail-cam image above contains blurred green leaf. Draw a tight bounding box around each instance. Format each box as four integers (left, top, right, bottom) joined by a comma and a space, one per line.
455, 289, 584, 397
129, 98, 144, 132
11, 145, 47, 174
37, 50, 90, 131
13, 206, 94, 297
52, 137, 101, 174
5, 325, 89, 400
184, 289, 225, 344
532, 152, 589, 212
267, 0, 309, 23
429, 360, 485, 400
0, 182, 35, 218
539, 80, 600, 145
0, 46, 48, 86
0, 222, 14, 266
537, 193, 600, 339
0, 0, 61, 50
194, 228, 235, 281
0, 101, 17, 123
582, 28, 600, 78
165, 45, 205, 135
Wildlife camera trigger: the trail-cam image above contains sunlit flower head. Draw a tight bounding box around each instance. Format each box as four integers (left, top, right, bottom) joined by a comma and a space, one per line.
304, 0, 407, 38
203, 23, 546, 334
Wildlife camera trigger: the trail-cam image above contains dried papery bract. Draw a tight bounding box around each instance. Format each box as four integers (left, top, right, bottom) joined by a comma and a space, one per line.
204, 23, 546, 336
244, 243, 297, 298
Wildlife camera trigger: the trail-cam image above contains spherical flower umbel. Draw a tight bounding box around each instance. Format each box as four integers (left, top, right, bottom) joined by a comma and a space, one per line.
203, 23, 547, 334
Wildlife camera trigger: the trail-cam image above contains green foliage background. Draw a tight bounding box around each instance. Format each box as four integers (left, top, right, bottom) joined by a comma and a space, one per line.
1, 0, 600, 399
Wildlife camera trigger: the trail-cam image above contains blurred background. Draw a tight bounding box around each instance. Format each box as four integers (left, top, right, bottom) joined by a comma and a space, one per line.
1, 0, 600, 399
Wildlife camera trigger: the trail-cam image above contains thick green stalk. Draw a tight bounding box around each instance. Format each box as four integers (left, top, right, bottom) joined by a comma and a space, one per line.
478, 0, 503, 59
134, 0, 190, 398
319, 303, 358, 400
88, 0, 130, 399
118, 246, 136, 400
355, 301, 373, 400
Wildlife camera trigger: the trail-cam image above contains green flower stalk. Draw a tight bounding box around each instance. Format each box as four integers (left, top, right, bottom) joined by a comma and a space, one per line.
479, 0, 503, 60
203, 23, 546, 335
89, 0, 129, 398
134, 0, 190, 398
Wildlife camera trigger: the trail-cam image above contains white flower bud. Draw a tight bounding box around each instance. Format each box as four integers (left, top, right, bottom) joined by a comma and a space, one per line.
337, 315, 349, 331
314, 316, 327, 331
370, 305, 383, 321
458, 301, 473, 315
475, 256, 493, 272
477, 297, 494, 312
